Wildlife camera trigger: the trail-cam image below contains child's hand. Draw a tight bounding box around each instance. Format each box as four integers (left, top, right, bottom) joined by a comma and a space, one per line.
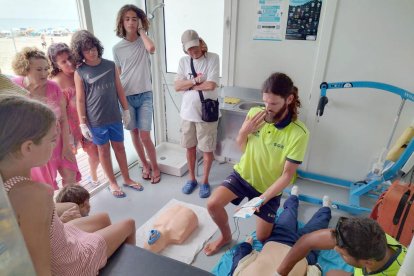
122, 109, 131, 128
60, 205, 81, 223
62, 145, 76, 162
138, 19, 144, 31
80, 124, 93, 141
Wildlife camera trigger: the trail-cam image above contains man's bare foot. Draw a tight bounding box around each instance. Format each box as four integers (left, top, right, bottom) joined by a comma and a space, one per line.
203, 236, 232, 256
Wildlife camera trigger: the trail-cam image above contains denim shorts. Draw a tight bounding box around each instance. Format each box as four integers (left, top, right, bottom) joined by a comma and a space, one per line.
126, 91, 153, 131
222, 170, 281, 223
90, 122, 124, 145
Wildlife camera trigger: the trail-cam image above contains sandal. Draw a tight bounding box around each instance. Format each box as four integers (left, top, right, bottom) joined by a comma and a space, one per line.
182, 180, 198, 194
151, 174, 161, 184
141, 167, 151, 180
123, 183, 144, 191
108, 185, 126, 198
199, 183, 211, 198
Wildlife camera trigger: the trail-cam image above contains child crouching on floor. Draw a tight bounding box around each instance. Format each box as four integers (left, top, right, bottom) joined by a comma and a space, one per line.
56, 184, 91, 217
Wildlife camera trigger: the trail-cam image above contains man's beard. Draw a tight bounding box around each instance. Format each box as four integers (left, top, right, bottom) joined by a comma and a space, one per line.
264, 103, 288, 124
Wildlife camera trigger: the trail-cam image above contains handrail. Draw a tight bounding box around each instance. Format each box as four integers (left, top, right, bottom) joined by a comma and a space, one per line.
319, 81, 414, 102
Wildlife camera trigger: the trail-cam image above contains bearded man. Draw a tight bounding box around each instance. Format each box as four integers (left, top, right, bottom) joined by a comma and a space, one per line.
204, 72, 310, 256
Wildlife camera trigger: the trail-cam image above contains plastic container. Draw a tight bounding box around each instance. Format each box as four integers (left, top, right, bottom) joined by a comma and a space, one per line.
0, 177, 36, 275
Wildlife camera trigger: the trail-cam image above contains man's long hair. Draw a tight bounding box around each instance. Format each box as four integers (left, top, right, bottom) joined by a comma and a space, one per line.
262, 73, 301, 121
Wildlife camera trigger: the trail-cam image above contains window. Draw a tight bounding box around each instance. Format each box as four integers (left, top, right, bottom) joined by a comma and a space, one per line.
0, 0, 80, 75
163, 0, 224, 74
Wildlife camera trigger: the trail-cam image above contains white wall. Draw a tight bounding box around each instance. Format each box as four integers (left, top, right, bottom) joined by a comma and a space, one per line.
229, 0, 414, 180
306, 0, 414, 180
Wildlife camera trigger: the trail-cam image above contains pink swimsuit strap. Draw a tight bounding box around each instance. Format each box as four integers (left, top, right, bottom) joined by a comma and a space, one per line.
3, 176, 31, 192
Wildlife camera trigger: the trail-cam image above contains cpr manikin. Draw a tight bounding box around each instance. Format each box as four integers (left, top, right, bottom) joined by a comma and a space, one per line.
144, 204, 199, 253
235, 242, 308, 276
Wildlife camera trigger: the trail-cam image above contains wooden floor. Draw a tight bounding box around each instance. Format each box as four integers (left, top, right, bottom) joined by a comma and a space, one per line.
56, 148, 107, 194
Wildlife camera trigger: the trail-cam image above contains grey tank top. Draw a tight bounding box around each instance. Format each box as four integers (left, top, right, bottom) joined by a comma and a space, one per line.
77, 59, 122, 127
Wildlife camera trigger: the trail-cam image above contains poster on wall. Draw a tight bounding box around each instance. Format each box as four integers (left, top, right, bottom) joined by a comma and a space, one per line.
285, 0, 322, 40
253, 0, 283, 41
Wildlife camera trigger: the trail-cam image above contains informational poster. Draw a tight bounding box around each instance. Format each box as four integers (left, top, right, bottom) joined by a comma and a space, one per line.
285, 0, 322, 40
253, 0, 283, 41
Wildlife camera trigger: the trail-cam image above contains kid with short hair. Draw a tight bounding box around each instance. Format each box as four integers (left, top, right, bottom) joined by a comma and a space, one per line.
71, 30, 143, 198
56, 184, 91, 217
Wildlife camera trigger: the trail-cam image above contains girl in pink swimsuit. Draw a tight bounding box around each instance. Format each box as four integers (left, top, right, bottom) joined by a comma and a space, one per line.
11, 47, 81, 190
48, 43, 101, 185
0, 95, 136, 276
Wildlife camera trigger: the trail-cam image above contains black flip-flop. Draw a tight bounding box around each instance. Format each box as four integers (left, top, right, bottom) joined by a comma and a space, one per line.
151, 174, 161, 184
141, 168, 151, 180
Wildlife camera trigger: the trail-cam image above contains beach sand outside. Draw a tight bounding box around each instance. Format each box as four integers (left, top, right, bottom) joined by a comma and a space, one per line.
0, 35, 72, 75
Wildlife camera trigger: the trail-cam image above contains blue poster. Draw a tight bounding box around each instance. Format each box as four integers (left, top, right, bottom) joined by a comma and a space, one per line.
286, 0, 323, 40
254, 0, 283, 41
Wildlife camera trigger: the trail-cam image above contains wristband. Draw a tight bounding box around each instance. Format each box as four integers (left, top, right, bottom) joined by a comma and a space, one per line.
192, 78, 197, 85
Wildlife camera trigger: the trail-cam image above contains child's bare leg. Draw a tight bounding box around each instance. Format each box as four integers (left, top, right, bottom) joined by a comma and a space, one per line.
97, 143, 122, 196
131, 130, 150, 175
67, 212, 111, 233
85, 144, 100, 182
95, 218, 136, 257
139, 130, 160, 180
111, 141, 142, 187
59, 167, 78, 186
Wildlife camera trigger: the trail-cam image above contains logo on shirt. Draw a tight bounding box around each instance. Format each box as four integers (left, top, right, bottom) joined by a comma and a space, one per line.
273, 143, 284, 149
86, 69, 112, 84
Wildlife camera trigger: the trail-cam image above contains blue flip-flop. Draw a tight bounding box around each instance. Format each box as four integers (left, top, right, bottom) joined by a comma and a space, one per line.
199, 183, 211, 198
108, 186, 126, 198
182, 180, 198, 194
123, 183, 144, 191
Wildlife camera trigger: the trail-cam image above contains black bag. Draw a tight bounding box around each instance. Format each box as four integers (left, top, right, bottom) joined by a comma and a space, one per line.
190, 58, 219, 122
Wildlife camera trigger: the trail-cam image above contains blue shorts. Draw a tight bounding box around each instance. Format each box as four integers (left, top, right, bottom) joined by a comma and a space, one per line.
90, 122, 124, 145
222, 170, 281, 223
126, 91, 153, 131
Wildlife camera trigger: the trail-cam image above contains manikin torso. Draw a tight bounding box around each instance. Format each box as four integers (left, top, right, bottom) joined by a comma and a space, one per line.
236, 242, 308, 276
144, 204, 199, 253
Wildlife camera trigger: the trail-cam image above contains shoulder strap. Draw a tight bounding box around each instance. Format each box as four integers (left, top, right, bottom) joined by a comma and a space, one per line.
396, 193, 414, 240
393, 190, 410, 225
190, 58, 205, 102
3, 176, 31, 193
